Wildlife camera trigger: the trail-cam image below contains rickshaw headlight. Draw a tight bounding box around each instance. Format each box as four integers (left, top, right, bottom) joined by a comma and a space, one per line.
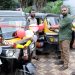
6, 49, 14, 57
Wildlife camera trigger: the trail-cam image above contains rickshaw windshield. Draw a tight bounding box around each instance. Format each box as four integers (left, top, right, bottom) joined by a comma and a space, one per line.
46, 16, 59, 26
0, 11, 27, 39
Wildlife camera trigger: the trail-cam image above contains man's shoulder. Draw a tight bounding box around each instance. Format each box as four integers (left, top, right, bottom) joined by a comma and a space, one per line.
67, 14, 73, 21
67, 14, 72, 18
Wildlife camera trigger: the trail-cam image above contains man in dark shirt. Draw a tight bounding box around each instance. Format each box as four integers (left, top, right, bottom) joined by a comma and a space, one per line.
50, 5, 73, 70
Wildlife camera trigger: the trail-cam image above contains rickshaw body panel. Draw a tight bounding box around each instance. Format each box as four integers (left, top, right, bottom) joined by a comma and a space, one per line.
44, 14, 59, 44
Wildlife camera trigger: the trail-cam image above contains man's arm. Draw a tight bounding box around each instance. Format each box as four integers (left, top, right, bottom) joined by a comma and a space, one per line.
50, 17, 73, 29
49, 25, 60, 29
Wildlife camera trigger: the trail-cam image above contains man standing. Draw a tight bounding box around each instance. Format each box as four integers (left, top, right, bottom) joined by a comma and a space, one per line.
50, 5, 73, 70
27, 10, 39, 60
27, 10, 37, 25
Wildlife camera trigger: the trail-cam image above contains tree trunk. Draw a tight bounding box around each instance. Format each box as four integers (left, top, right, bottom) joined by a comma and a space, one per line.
19, 0, 29, 8
36, 0, 47, 11
19, 0, 47, 11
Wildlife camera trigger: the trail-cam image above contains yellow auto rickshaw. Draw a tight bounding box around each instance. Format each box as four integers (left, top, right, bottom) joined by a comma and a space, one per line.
0, 10, 36, 74
43, 14, 60, 55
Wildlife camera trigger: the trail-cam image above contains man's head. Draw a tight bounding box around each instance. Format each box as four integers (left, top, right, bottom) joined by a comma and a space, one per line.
30, 10, 36, 18
61, 5, 69, 16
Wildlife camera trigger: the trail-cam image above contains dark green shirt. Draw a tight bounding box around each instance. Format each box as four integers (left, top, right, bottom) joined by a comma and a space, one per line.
59, 14, 73, 41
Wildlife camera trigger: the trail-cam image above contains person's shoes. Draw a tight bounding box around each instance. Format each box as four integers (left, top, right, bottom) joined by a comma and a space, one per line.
59, 65, 68, 71
32, 56, 39, 60
55, 60, 64, 65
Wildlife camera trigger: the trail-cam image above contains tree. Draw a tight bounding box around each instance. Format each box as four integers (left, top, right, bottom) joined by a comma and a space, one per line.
20, 0, 47, 11
0, 0, 17, 10
33, 0, 47, 11
23, 0, 63, 13
39, 0, 47, 11
41, 0, 63, 14
19, 0, 33, 8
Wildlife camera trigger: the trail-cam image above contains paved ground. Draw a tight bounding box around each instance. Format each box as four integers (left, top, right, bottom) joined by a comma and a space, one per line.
32, 50, 75, 75
1, 49, 75, 75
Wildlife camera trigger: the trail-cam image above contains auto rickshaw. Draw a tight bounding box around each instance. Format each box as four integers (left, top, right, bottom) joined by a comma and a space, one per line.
25, 13, 60, 55
44, 14, 59, 43
25, 13, 46, 54
0, 10, 36, 75
43, 14, 60, 55
71, 18, 75, 49
30, 13, 60, 55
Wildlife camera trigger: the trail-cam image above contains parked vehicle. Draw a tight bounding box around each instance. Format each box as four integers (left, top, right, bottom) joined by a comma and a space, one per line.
0, 10, 36, 75
26, 13, 60, 54
71, 18, 75, 48
43, 14, 60, 55
35, 13, 60, 54
25, 13, 45, 54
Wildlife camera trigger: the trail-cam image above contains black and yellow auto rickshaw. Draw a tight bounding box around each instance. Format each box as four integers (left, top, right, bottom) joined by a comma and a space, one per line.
0, 10, 36, 75
44, 14, 59, 42
71, 18, 75, 49
25, 13, 46, 53
43, 14, 60, 55
26, 13, 60, 55
34, 13, 60, 55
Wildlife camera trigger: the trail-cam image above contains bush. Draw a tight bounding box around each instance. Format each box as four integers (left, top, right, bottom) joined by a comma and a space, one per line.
23, 6, 32, 13
40, 1, 63, 14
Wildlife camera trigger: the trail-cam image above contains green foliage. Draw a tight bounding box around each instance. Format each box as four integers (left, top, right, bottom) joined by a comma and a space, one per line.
0, 0, 63, 13
41, 1, 63, 14
40, 2, 54, 13
0, 0, 19, 10
23, 0, 63, 13
23, 6, 32, 13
